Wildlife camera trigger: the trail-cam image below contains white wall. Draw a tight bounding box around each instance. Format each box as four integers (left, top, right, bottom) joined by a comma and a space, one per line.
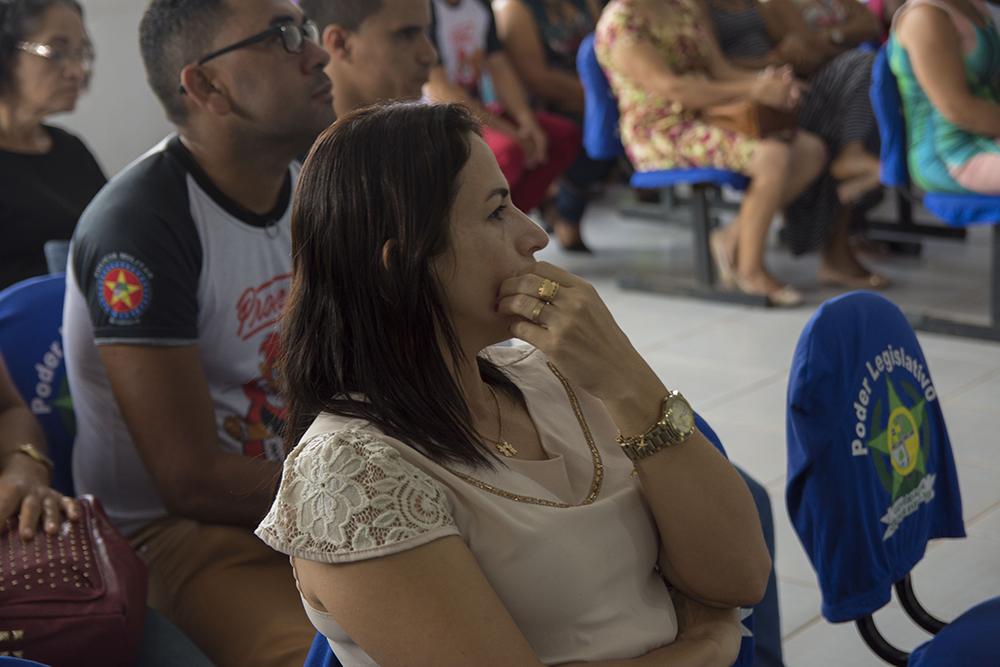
54, 0, 172, 175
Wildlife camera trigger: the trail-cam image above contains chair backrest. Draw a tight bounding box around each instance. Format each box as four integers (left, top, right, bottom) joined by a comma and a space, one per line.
0, 274, 74, 495
43, 240, 70, 275
695, 413, 756, 667
785, 291, 965, 623
576, 33, 626, 161
869, 45, 910, 188
908, 597, 1000, 666
302, 632, 343, 667
0, 657, 50, 666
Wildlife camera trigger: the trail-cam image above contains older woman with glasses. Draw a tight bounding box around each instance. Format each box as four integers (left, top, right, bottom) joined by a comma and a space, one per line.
0, 0, 105, 289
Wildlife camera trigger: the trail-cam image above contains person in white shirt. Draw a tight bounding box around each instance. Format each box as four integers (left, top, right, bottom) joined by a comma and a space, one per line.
62, 1, 334, 665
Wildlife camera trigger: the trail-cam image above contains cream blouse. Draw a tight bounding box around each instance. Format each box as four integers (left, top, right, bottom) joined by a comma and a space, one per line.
256, 345, 677, 665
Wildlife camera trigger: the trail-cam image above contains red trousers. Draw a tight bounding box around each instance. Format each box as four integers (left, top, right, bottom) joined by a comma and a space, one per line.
483, 109, 581, 214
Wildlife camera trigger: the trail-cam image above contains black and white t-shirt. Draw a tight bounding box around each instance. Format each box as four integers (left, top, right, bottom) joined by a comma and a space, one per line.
430, 0, 503, 97
64, 136, 297, 535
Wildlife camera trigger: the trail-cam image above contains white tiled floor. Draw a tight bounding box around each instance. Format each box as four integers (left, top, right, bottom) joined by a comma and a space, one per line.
536, 191, 1000, 667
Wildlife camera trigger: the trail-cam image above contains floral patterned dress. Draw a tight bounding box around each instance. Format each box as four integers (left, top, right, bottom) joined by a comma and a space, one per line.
595, 0, 759, 172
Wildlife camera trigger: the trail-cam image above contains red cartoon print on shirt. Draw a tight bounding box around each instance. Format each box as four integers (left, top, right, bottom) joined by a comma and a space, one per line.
223, 332, 286, 460
450, 23, 486, 89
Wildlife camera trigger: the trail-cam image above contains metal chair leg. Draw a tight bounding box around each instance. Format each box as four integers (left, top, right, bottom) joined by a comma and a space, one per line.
895, 575, 947, 635
617, 184, 768, 306
909, 224, 1000, 342
856, 616, 909, 666
866, 188, 966, 242
690, 185, 715, 287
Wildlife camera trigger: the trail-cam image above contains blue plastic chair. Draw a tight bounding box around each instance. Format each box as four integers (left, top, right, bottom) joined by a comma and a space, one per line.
786, 291, 1000, 665
0, 274, 75, 495
577, 35, 759, 304
0, 658, 51, 666
303, 632, 342, 667
870, 45, 1000, 341
42, 240, 70, 276
697, 413, 757, 667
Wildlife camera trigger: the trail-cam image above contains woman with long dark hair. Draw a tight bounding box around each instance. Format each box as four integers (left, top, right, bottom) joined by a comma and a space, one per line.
0, 0, 105, 287
257, 103, 769, 667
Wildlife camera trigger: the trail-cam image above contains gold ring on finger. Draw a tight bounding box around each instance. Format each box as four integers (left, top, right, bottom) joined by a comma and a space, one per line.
530, 301, 545, 323
538, 278, 560, 302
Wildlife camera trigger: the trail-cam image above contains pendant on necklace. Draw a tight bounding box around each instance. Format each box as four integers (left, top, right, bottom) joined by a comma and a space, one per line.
495, 440, 519, 457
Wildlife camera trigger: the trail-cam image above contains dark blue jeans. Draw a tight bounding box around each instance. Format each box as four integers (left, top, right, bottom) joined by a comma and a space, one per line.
555, 151, 617, 224
138, 607, 215, 667
737, 467, 785, 667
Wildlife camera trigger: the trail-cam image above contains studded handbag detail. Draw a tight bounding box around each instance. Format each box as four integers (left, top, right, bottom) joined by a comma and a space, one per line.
0, 496, 147, 666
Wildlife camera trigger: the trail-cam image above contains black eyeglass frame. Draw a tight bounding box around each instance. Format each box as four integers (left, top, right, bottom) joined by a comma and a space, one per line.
197, 19, 319, 66
178, 19, 320, 94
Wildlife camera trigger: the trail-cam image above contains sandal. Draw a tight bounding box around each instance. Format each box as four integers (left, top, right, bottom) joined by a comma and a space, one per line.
732, 274, 805, 307
818, 269, 892, 290
763, 284, 805, 307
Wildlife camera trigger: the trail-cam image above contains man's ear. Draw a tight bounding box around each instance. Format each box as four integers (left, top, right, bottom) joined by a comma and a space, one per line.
179, 64, 232, 116
323, 23, 353, 62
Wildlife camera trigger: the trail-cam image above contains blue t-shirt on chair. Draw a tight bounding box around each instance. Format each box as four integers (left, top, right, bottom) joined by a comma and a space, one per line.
786, 291, 965, 623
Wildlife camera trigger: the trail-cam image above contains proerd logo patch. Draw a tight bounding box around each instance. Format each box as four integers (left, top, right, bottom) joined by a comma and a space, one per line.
96, 254, 152, 323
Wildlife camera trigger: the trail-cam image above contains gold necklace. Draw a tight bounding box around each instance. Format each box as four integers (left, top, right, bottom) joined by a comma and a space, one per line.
446, 363, 605, 508
484, 385, 519, 457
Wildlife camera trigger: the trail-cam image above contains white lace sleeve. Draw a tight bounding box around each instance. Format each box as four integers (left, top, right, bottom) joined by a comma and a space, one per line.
256, 429, 459, 562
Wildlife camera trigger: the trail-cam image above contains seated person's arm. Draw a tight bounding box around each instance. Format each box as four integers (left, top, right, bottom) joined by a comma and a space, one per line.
486, 51, 549, 163
425, 66, 506, 127
605, 33, 796, 111
758, 0, 835, 76
499, 264, 771, 608
698, 4, 764, 84
726, 49, 789, 72
493, 0, 586, 115
296, 536, 741, 667
0, 355, 78, 537
604, 373, 772, 608
820, 0, 881, 51
487, 50, 538, 126
99, 344, 281, 527
424, 66, 528, 144
897, 5, 1000, 137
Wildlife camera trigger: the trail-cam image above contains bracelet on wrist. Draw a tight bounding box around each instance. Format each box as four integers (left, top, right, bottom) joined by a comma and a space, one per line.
8, 443, 54, 480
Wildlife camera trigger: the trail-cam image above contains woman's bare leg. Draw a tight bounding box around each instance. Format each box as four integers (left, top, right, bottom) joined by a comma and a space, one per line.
830, 141, 879, 181
719, 133, 825, 295
831, 141, 882, 204
819, 207, 890, 287
780, 131, 828, 206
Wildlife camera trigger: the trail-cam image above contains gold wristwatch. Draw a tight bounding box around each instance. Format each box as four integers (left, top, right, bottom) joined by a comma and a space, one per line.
618, 391, 696, 462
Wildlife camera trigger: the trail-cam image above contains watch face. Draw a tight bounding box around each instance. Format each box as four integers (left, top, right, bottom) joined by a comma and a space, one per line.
668, 395, 695, 433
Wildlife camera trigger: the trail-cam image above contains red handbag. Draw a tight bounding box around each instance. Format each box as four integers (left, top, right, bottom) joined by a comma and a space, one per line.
0, 496, 147, 666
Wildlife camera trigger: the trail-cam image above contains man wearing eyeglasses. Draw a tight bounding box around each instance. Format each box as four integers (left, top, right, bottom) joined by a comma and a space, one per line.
61, 1, 333, 665
300, 0, 437, 118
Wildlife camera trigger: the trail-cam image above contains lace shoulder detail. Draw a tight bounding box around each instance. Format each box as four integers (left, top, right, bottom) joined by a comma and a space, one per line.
256, 429, 459, 563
